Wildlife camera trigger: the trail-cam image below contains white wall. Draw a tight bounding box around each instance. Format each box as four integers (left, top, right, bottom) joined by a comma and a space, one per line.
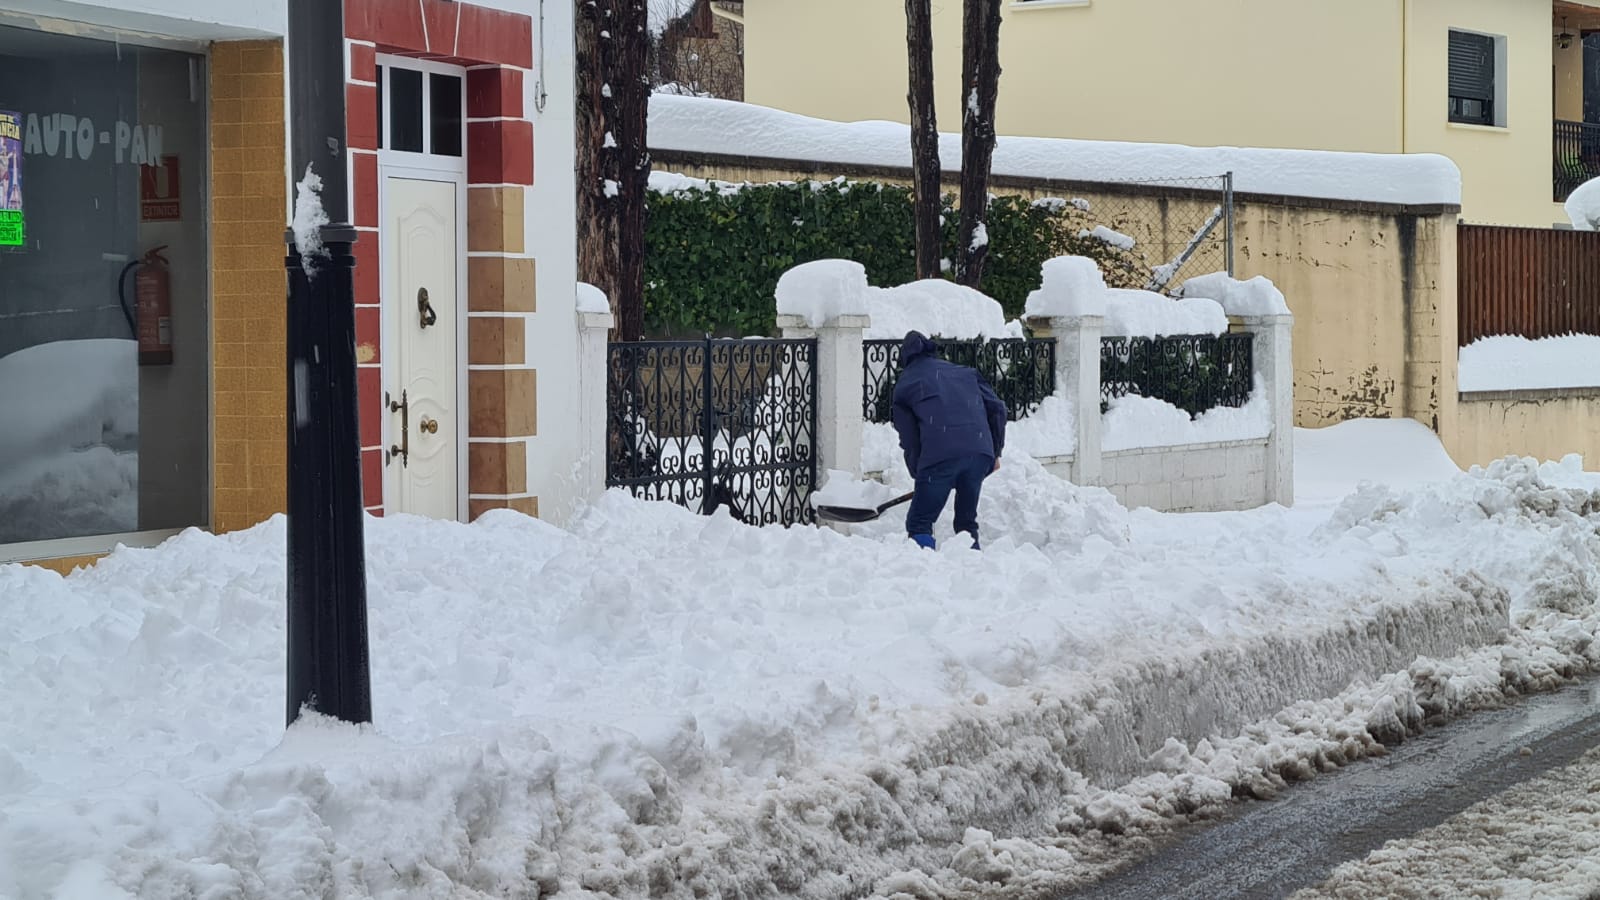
0, 0, 283, 39
512, 0, 584, 524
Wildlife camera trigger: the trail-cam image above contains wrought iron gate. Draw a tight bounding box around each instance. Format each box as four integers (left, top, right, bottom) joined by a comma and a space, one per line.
606, 337, 818, 527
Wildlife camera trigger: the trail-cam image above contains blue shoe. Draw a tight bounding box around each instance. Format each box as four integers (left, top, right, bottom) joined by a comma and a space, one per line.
911, 533, 937, 550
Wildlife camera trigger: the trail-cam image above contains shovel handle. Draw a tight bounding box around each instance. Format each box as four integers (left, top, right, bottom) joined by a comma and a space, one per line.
877, 491, 916, 513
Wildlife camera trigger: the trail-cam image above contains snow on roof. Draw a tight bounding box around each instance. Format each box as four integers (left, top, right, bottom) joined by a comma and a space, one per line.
649, 95, 1463, 208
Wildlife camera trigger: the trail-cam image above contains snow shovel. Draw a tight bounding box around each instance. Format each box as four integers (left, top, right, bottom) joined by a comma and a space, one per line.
814, 491, 915, 524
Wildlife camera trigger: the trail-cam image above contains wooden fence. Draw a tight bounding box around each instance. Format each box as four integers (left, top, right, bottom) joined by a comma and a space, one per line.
1459, 224, 1600, 346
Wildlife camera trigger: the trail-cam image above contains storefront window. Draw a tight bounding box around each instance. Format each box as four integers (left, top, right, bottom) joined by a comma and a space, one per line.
0, 24, 209, 552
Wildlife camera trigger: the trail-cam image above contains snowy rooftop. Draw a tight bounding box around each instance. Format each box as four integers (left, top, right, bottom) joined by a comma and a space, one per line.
649, 95, 1464, 208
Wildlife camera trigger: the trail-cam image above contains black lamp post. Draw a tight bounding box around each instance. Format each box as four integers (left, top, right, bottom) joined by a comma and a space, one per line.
284, 0, 373, 727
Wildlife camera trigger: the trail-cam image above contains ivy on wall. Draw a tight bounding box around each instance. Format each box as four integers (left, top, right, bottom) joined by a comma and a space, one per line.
643, 178, 1146, 337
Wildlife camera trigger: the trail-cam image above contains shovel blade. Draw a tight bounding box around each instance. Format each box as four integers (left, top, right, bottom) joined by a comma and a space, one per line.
814, 504, 884, 523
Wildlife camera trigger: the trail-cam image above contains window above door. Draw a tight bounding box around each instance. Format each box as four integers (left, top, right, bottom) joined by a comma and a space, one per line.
376, 58, 465, 160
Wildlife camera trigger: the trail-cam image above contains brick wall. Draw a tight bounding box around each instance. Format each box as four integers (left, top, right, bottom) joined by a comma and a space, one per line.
210, 40, 289, 533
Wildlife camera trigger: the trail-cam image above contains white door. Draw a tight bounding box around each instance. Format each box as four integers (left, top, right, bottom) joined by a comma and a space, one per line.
386, 177, 459, 519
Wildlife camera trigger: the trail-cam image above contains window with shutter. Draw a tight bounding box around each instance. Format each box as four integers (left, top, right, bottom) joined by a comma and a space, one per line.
1449, 30, 1497, 126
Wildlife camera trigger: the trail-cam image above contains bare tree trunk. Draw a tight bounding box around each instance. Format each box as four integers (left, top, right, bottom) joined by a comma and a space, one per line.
955, 0, 1002, 288
576, 0, 618, 329
905, 0, 942, 281
615, 0, 651, 341
576, 0, 650, 341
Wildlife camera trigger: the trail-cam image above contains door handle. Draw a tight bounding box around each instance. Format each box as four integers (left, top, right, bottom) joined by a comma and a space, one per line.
418, 287, 438, 329
388, 389, 409, 467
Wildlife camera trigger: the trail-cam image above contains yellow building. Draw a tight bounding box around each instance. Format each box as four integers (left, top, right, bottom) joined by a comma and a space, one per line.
744, 0, 1600, 228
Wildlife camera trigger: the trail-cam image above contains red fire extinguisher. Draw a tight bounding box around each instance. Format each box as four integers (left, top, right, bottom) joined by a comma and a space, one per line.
119, 246, 173, 366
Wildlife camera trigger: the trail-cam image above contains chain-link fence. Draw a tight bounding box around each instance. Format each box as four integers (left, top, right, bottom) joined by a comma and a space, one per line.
1035, 173, 1234, 296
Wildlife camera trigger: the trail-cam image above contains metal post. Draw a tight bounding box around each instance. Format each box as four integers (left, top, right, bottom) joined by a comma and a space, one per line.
1223, 170, 1236, 276
284, 0, 372, 727
701, 335, 715, 514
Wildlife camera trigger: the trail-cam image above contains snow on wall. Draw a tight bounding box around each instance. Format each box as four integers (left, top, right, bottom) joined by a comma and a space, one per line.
1458, 334, 1600, 393
1103, 288, 1229, 338
649, 95, 1463, 207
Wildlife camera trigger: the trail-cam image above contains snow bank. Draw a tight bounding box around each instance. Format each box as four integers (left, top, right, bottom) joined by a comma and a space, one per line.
1103, 288, 1229, 337
1005, 395, 1077, 458
1565, 176, 1600, 230
1293, 418, 1461, 506
775, 259, 870, 327
1179, 271, 1291, 317
1101, 376, 1271, 451
811, 469, 902, 511
576, 281, 610, 314
864, 279, 1023, 340
16, 422, 1600, 898
1025, 255, 1108, 319
650, 95, 1462, 207
1458, 333, 1600, 392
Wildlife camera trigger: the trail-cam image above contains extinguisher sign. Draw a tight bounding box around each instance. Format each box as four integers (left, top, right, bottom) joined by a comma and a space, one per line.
140, 155, 180, 222
0, 110, 22, 247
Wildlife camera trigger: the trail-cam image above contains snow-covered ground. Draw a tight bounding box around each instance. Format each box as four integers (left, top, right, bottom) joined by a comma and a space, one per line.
5, 421, 1600, 898
1459, 333, 1600, 392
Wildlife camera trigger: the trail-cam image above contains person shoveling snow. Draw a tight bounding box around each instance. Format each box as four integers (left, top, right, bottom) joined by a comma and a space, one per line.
889, 330, 1008, 550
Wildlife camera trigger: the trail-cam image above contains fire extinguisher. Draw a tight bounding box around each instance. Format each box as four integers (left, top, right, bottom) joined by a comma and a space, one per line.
118, 246, 173, 366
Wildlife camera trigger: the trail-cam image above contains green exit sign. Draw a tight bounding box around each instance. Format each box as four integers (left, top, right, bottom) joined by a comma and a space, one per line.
0, 209, 20, 247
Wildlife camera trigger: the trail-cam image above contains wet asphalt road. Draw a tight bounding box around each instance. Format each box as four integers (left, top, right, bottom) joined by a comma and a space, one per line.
1055, 677, 1600, 900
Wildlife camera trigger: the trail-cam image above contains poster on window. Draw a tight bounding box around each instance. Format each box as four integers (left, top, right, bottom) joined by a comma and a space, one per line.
140, 154, 180, 222
0, 111, 22, 246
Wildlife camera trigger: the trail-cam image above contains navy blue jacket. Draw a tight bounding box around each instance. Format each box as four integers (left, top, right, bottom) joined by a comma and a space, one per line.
891, 332, 1008, 477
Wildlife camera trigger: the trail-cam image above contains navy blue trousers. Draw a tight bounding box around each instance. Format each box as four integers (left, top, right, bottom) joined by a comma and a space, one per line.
905, 454, 993, 543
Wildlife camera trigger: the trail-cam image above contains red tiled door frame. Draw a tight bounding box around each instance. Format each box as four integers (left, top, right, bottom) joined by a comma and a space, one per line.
345, 0, 534, 517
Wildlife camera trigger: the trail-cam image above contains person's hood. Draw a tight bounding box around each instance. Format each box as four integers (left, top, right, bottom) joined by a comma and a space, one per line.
900, 330, 939, 366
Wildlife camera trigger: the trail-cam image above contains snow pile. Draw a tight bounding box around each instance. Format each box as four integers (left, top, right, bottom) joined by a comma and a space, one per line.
14, 422, 1600, 897
1538, 453, 1600, 491
576, 281, 611, 314
1102, 375, 1272, 451
1179, 271, 1291, 317
864, 279, 1023, 340
1025, 255, 1108, 319
0, 339, 140, 545
290, 164, 329, 276
1005, 395, 1077, 458
649, 95, 1463, 207
1103, 288, 1229, 337
1293, 418, 1461, 506
775, 259, 870, 327
811, 468, 903, 511
1458, 333, 1600, 392
1079, 225, 1135, 250
1564, 176, 1600, 230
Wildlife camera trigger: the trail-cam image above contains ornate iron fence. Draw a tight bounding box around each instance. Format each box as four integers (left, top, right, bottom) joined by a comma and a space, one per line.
1554, 119, 1600, 202
862, 338, 1056, 423
606, 337, 818, 527
1100, 333, 1254, 417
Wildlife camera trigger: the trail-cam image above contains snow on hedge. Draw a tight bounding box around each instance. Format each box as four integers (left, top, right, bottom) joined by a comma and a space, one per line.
10, 421, 1600, 895
864, 279, 1023, 340
1459, 334, 1600, 393
650, 95, 1462, 207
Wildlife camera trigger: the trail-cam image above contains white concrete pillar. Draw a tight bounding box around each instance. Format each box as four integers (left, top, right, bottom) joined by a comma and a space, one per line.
575, 308, 615, 505
778, 312, 870, 478
1234, 314, 1295, 506
1027, 314, 1104, 486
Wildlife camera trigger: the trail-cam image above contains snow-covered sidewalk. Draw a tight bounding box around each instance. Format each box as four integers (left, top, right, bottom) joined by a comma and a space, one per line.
4, 420, 1600, 898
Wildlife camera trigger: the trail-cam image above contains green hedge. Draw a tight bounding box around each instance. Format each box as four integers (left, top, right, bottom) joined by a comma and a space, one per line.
643, 178, 1145, 338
